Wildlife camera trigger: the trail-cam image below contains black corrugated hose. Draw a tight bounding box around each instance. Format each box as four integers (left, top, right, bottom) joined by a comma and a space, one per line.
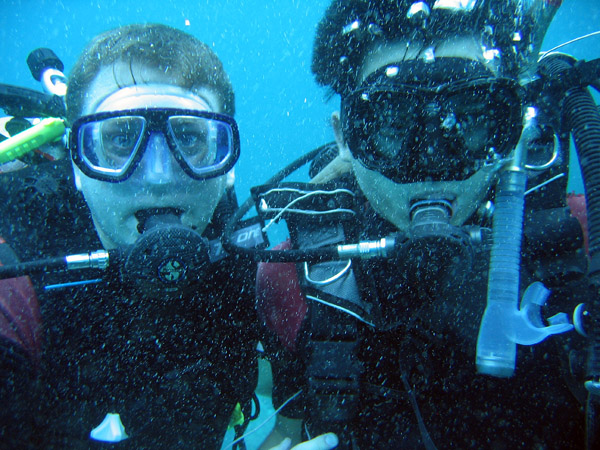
538, 54, 600, 449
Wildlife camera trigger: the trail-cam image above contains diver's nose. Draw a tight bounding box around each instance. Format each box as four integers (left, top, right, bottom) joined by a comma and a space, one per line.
140, 132, 173, 184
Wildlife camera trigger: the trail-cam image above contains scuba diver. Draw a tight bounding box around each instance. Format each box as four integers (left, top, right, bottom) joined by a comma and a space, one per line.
224, 1, 600, 449
0, 24, 264, 449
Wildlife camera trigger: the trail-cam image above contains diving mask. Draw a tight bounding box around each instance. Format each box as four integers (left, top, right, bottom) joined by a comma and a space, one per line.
341, 58, 523, 183
70, 107, 240, 182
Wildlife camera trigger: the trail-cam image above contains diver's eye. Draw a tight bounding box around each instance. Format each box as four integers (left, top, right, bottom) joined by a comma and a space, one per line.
170, 118, 209, 150
101, 118, 143, 156
176, 130, 204, 149
110, 131, 137, 150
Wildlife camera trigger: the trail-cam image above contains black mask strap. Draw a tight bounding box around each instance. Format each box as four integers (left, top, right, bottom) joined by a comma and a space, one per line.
358, 57, 495, 90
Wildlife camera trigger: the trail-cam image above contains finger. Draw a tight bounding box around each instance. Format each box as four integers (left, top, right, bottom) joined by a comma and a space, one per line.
268, 437, 292, 450
291, 433, 339, 450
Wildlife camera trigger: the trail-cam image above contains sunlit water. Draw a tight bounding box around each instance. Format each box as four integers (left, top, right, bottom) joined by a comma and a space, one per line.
1, 1, 599, 449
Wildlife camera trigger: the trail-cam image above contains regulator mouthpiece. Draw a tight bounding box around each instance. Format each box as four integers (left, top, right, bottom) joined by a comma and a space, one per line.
122, 214, 210, 299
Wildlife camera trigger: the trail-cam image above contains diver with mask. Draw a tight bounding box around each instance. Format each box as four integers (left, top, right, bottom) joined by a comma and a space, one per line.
0, 24, 263, 449
240, 1, 599, 449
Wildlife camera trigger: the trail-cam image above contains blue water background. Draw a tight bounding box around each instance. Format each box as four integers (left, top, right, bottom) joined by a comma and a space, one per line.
1, 0, 598, 199
1, 1, 600, 448
0, 0, 333, 203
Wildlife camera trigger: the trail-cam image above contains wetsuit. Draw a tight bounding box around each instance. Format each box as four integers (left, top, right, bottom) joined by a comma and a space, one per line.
257, 173, 588, 449
0, 159, 258, 449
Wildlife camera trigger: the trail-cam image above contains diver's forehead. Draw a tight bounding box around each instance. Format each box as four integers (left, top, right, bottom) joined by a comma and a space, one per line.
81, 62, 221, 114
95, 86, 213, 113
359, 36, 484, 82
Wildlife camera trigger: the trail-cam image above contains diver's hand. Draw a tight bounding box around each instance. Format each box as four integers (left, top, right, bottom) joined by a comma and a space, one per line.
268, 433, 339, 450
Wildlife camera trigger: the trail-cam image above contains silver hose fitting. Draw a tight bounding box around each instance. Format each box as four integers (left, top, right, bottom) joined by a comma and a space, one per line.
337, 236, 396, 259
65, 250, 110, 270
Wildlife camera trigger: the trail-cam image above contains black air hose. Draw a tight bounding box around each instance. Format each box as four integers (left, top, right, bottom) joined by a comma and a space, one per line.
540, 56, 600, 274
565, 91, 600, 271
0, 84, 65, 118
539, 54, 600, 449
222, 146, 340, 262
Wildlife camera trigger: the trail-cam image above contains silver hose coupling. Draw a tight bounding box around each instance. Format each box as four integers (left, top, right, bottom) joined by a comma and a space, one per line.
65, 250, 110, 270
337, 236, 396, 259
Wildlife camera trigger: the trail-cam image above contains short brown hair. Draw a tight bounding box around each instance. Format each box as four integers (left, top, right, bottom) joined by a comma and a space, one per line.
66, 23, 235, 122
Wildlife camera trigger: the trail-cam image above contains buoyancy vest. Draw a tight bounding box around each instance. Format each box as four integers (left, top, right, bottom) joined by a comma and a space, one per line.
256, 180, 589, 448
0, 159, 262, 449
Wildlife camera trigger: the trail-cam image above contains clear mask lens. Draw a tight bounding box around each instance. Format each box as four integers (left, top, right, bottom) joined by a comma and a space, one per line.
167, 116, 233, 177
79, 116, 145, 176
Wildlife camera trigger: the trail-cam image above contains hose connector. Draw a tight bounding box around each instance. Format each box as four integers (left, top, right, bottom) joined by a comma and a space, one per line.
337, 236, 396, 259
65, 250, 110, 271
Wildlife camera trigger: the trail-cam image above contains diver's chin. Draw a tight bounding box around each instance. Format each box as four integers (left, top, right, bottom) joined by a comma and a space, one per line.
94, 225, 136, 250
180, 211, 212, 235
352, 160, 501, 232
